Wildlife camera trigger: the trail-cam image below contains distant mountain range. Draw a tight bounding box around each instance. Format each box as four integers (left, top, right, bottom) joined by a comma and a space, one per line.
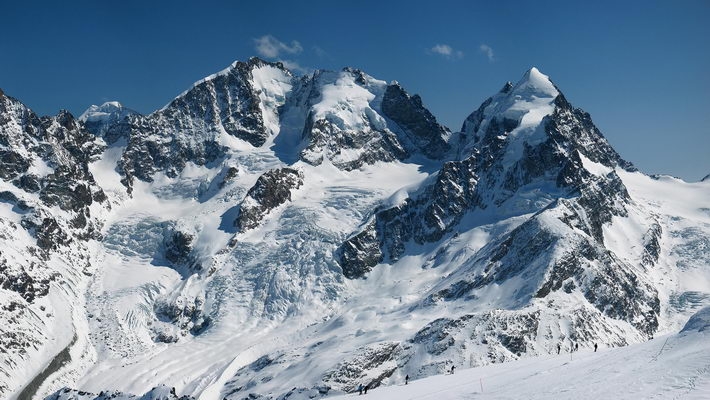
1, 58, 708, 400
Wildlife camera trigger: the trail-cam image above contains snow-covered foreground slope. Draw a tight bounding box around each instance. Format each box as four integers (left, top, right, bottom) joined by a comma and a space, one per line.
47, 307, 710, 400
1, 59, 708, 400
327, 323, 710, 400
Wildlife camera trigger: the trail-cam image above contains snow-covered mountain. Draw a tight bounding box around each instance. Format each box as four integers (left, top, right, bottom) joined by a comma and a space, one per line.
0, 58, 708, 400
79, 101, 140, 140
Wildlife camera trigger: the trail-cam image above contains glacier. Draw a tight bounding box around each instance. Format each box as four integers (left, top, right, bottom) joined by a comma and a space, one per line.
0, 58, 708, 400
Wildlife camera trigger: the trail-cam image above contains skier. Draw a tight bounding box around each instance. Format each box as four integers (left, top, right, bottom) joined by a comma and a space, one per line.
450, 365, 455, 374
557, 343, 561, 354
594, 343, 598, 352
358, 384, 363, 395
405, 374, 409, 385
575, 343, 579, 352
364, 384, 368, 394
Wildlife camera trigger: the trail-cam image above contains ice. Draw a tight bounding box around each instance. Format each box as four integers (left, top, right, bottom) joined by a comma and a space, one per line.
3, 63, 709, 400
251, 65, 293, 137
311, 70, 387, 132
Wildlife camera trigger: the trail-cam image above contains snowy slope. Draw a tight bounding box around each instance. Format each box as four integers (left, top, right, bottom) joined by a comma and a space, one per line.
326, 310, 710, 400
0, 60, 708, 400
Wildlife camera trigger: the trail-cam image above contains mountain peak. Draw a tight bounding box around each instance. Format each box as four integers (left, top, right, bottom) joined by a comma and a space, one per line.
511, 66, 558, 98
79, 101, 137, 123
102, 100, 123, 108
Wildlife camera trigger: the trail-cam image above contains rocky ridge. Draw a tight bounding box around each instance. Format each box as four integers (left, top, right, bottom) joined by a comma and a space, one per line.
0, 92, 108, 394
0, 61, 707, 400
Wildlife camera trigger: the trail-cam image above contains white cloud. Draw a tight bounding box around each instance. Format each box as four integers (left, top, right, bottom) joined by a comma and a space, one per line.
431, 44, 453, 56
479, 44, 495, 62
254, 35, 303, 58
430, 44, 464, 59
280, 59, 312, 75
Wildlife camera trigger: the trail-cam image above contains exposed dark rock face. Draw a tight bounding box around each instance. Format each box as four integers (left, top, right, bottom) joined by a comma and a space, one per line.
0, 257, 52, 303
406, 305, 638, 377
219, 166, 240, 189
338, 156, 481, 278
321, 342, 404, 392
339, 220, 382, 279
300, 114, 408, 170
381, 83, 451, 159
39, 165, 95, 212
236, 167, 304, 232
297, 69, 410, 171
162, 224, 201, 273
641, 222, 663, 266
339, 72, 635, 278
118, 58, 286, 190
0, 93, 108, 392
337, 70, 662, 339
0, 150, 30, 180
154, 295, 210, 339
0, 94, 105, 252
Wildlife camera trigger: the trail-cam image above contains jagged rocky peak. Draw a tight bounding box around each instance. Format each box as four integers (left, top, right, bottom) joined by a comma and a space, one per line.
461, 66, 631, 171
339, 67, 638, 280
158, 56, 292, 147
381, 81, 452, 159
298, 67, 407, 170
96, 58, 453, 189
517, 67, 559, 96
79, 101, 140, 138
0, 93, 106, 254
461, 66, 558, 146
299, 67, 452, 170
117, 57, 293, 188
79, 101, 134, 121
0, 93, 110, 394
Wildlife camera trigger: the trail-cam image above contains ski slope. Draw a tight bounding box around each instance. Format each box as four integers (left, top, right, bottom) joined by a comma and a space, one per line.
328, 313, 710, 400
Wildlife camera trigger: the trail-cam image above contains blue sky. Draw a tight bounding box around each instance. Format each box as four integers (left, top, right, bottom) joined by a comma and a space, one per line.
1, 0, 708, 180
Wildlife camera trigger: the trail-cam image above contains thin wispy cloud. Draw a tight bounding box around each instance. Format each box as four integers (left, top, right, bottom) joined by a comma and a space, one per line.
279, 59, 312, 75
429, 44, 464, 59
254, 35, 303, 58
479, 44, 495, 62
312, 45, 328, 59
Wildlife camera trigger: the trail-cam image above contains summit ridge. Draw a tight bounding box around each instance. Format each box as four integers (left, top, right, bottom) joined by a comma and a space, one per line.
0, 60, 707, 400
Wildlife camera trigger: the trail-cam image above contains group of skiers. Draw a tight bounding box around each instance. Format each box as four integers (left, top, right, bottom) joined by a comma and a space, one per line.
556, 342, 599, 354
357, 365, 454, 394
357, 383, 369, 395
357, 343, 601, 394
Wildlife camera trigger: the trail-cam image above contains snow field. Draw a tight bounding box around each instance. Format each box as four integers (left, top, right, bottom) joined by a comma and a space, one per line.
328, 328, 710, 400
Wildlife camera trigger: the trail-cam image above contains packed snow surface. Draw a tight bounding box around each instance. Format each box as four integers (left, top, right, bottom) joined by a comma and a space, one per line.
329, 327, 710, 400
